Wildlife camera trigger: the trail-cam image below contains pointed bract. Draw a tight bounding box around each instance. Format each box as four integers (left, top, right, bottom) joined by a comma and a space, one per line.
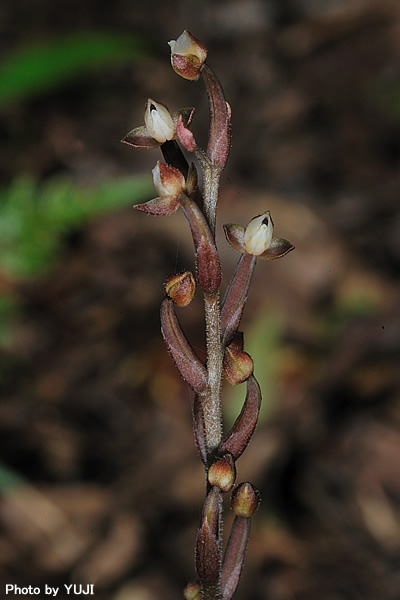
220, 516, 251, 600
219, 376, 261, 460
179, 194, 221, 293
160, 298, 208, 393
196, 487, 221, 585
221, 253, 257, 346
202, 65, 231, 168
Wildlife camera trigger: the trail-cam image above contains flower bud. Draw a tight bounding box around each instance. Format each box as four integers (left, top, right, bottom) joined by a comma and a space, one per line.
208, 454, 236, 493
165, 271, 196, 307
152, 161, 185, 198
144, 99, 174, 143
223, 346, 254, 385
231, 483, 261, 518
169, 30, 207, 81
244, 212, 273, 256
184, 582, 201, 600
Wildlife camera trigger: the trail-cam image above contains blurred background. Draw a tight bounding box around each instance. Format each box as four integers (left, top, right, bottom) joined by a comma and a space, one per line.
1, 1, 400, 598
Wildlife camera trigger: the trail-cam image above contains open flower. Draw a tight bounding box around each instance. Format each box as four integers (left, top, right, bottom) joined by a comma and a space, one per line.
144, 99, 174, 143
224, 212, 294, 260
134, 161, 186, 216
121, 100, 196, 149
169, 30, 207, 80
244, 212, 273, 256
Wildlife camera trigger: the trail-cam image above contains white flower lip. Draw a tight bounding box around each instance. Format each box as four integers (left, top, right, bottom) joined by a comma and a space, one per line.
144, 99, 174, 143
244, 212, 274, 256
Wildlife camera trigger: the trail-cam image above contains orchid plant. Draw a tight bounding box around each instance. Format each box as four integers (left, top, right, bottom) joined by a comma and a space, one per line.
122, 31, 294, 600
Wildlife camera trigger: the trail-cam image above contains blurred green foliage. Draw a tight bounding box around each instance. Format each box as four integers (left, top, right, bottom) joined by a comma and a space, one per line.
0, 174, 153, 345
0, 173, 153, 278
0, 30, 153, 344
0, 31, 149, 107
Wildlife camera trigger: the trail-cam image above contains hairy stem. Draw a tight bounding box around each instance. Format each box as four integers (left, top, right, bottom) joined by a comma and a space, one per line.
203, 290, 223, 460
201, 159, 224, 460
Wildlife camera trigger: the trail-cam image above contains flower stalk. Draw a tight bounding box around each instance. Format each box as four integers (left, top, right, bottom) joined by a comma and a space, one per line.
122, 30, 294, 599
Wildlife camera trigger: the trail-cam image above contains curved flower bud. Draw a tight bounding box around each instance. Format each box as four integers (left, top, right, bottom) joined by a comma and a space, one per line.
144, 98, 174, 143
165, 271, 196, 307
169, 30, 207, 81
152, 161, 185, 198
223, 346, 254, 385
244, 212, 273, 256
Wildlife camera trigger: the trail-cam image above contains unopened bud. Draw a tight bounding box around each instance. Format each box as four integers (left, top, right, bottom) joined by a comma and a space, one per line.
184, 582, 201, 600
144, 98, 174, 143
152, 161, 185, 199
169, 30, 207, 81
244, 212, 273, 256
231, 482, 261, 518
208, 454, 236, 493
165, 271, 196, 307
223, 346, 254, 385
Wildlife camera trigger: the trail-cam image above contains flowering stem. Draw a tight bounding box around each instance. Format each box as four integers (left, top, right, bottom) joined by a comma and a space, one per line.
201, 159, 224, 460
203, 290, 223, 460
